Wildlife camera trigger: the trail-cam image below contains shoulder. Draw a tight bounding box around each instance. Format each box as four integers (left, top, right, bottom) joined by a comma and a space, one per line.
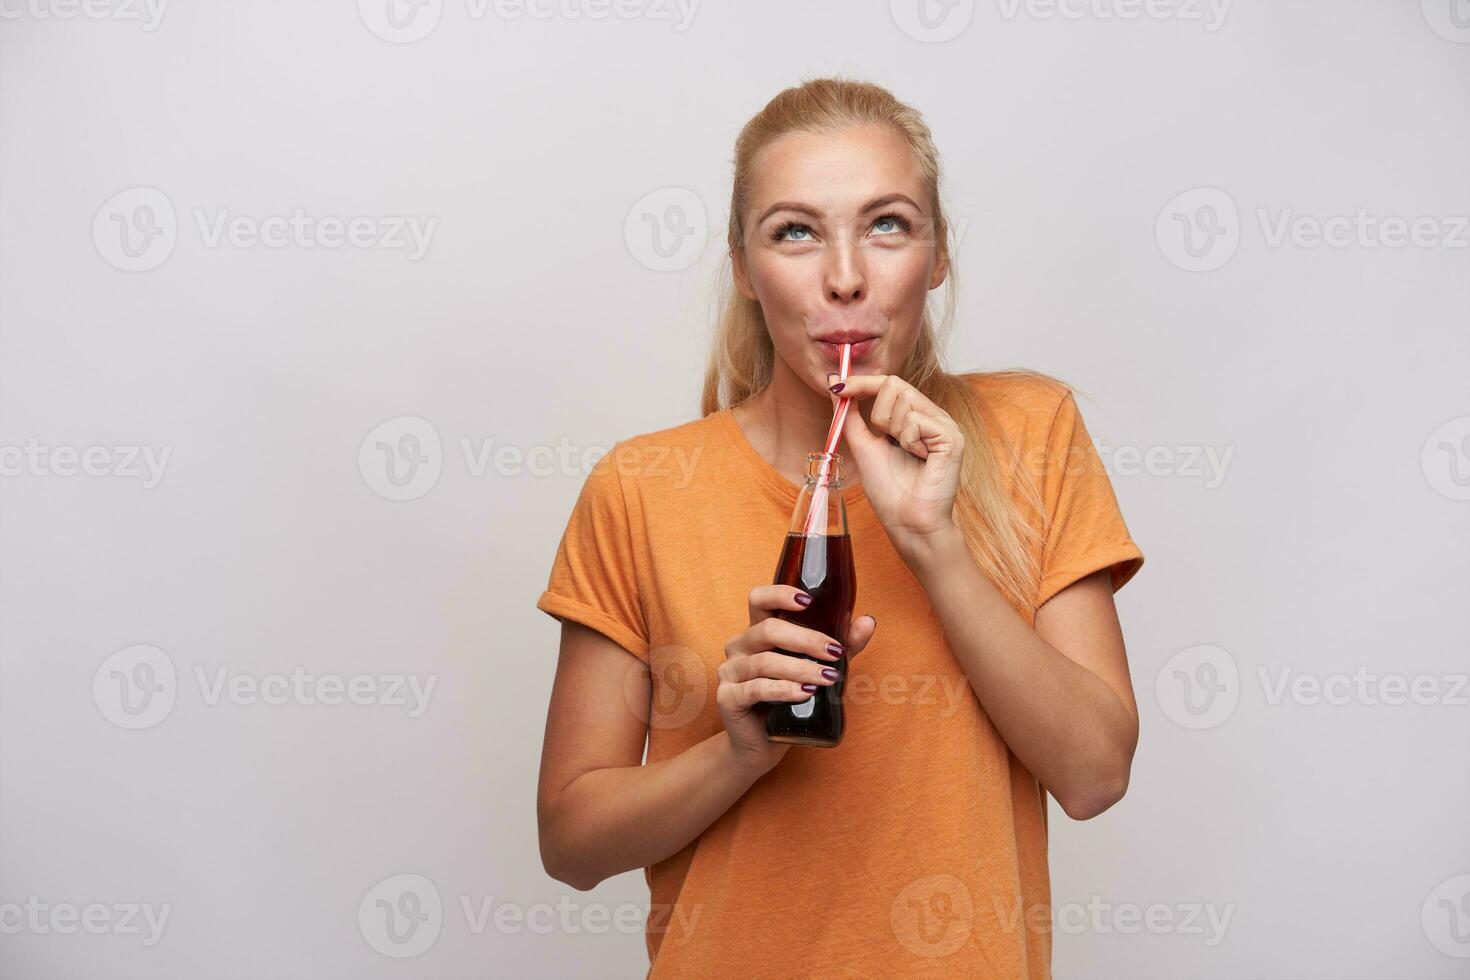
585, 410, 728, 498
613, 411, 723, 455
953, 369, 1075, 449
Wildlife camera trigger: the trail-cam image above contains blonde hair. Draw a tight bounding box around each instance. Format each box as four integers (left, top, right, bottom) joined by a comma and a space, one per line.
701, 76, 1062, 612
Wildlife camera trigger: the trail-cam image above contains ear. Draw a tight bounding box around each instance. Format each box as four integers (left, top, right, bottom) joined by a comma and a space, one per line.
730, 245, 758, 302
928, 247, 950, 291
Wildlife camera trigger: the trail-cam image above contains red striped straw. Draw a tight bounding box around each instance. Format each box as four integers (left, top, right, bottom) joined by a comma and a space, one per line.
801, 343, 852, 536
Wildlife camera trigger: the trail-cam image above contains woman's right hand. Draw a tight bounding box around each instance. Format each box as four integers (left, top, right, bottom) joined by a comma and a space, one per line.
717, 585, 877, 776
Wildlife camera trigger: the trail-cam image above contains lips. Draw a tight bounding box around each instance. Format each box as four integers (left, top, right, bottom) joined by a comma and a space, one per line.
816, 336, 878, 363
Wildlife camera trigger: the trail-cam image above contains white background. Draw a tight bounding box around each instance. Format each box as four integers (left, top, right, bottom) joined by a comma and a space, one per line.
2, 0, 1468, 977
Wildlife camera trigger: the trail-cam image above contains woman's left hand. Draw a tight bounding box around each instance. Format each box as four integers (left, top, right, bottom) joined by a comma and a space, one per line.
827, 373, 964, 560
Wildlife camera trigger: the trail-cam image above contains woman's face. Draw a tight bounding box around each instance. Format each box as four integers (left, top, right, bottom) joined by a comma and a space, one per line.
733, 123, 948, 391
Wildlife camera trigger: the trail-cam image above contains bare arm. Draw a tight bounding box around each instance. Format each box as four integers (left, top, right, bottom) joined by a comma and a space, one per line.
537, 594, 876, 890
536, 622, 767, 890
906, 531, 1139, 820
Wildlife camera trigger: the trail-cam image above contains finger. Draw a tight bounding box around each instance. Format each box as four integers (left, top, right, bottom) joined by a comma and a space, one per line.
905, 410, 963, 459
843, 614, 878, 659
870, 378, 903, 435
722, 650, 840, 687
835, 392, 883, 461
898, 409, 930, 459
827, 373, 886, 399
831, 374, 951, 427
744, 585, 812, 629
751, 617, 845, 662
727, 677, 814, 709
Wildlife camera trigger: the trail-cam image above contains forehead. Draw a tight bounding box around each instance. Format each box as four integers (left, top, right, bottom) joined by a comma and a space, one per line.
746, 124, 926, 213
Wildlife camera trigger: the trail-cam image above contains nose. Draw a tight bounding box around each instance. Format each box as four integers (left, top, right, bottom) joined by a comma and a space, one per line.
823, 242, 866, 305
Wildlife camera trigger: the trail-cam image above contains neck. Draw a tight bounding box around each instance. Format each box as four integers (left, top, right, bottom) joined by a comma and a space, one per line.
733, 358, 859, 491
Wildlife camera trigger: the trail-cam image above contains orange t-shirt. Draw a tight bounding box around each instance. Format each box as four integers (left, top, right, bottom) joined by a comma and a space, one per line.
536, 372, 1144, 979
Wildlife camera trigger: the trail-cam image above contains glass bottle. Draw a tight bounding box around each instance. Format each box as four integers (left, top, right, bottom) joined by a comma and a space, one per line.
764, 452, 857, 748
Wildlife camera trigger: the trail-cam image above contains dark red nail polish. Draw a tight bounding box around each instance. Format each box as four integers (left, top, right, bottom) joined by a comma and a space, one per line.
825, 642, 844, 656
820, 667, 839, 681
829, 382, 845, 394
795, 593, 812, 607
800, 683, 818, 693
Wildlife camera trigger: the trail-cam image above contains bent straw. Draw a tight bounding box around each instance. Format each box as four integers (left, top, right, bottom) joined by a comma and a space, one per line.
801, 343, 853, 537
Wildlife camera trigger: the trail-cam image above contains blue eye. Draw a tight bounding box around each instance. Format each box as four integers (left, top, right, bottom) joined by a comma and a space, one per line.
773, 222, 812, 242
872, 213, 911, 236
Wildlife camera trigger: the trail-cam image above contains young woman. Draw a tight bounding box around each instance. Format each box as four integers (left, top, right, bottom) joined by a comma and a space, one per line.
535, 77, 1145, 979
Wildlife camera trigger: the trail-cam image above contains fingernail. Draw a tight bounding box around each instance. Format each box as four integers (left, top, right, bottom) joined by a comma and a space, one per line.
800, 683, 818, 693
829, 382, 845, 394
794, 593, 812, 607
825, 642, 844, 656
820, 667, 839, 681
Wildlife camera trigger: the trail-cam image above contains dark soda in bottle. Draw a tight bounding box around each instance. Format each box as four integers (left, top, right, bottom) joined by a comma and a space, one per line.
764, 452, 856, 748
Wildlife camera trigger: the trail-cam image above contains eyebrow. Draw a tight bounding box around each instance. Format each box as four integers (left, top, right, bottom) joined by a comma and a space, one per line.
755, 193, 923, 226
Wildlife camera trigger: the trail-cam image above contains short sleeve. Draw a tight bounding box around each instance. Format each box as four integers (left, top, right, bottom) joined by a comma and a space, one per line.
535, 446, 651, 660
1033, 391, 1145, 609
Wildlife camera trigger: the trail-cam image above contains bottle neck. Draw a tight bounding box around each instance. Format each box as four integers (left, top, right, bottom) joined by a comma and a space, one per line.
804, 452, 843, 488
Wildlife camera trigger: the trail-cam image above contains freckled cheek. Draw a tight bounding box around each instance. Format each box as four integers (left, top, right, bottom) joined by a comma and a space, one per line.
750, 257, 822, 326
869, 248, 935, 302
